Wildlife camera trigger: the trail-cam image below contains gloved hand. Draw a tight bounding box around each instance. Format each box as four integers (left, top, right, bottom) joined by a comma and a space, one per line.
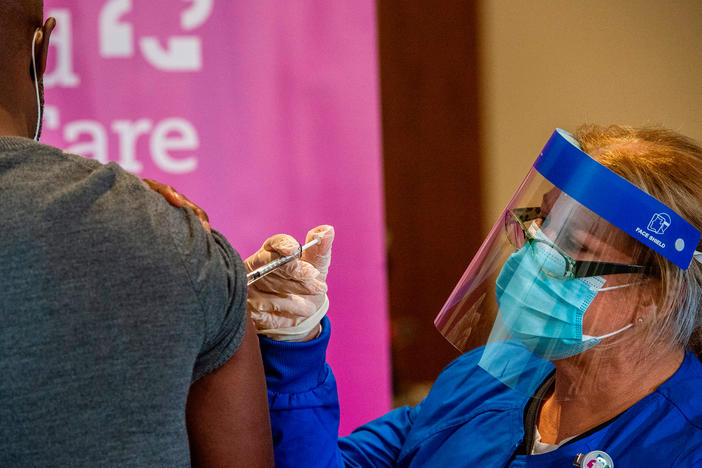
245, 225, 334, 341
142, 178, 211, 232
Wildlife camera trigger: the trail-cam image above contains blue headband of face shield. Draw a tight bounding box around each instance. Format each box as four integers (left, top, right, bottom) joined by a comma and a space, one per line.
536, 129, 701, 270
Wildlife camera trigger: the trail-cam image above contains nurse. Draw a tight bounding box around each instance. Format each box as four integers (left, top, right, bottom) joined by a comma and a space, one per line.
246, 125, 702, 467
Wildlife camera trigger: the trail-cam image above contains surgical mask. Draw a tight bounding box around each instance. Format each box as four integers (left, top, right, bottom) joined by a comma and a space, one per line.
496, 246, 632, 360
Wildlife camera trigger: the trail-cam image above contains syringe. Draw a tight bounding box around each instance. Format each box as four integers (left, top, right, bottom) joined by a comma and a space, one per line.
247, 237, 321, 286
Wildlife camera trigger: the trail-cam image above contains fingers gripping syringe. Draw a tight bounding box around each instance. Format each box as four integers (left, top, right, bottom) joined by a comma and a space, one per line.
246, 237, 321, 286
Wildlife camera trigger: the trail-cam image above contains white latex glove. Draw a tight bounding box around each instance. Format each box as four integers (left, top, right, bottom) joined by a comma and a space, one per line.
245, 225, 334, 341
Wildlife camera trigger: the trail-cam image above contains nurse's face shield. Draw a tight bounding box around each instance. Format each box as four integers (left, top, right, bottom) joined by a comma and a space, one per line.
505, 206, 651, 280
434, 129, 702, 399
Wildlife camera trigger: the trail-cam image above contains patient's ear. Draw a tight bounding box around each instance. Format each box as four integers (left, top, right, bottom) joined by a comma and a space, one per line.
36, 18, 56, 78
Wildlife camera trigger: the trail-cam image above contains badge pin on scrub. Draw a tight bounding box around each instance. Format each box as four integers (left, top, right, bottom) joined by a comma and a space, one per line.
573, 451, 614, 468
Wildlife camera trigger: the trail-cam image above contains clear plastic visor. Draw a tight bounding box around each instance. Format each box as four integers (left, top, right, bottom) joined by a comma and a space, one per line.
434, 168, 656, 399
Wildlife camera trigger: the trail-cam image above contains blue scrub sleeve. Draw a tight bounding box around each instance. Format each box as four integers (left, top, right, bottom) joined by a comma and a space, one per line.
259, 316, 419, 468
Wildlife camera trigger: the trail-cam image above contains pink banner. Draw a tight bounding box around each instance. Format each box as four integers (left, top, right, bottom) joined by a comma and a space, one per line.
42, 0, 390, 435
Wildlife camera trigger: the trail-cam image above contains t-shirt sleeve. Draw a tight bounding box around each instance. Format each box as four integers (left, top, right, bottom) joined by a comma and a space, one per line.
192, 229, 248, 381
45, 155, 248, 383
163, 206, 248, 382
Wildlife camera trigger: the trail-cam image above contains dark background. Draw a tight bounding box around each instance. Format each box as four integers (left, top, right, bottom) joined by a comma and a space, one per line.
378, 0, 483, 403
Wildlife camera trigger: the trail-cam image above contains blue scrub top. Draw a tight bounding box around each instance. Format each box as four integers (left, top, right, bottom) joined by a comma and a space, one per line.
261, 317, 702, 467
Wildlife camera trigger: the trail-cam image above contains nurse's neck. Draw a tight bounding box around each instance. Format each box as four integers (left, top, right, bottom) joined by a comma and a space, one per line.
536, 340, 684, 445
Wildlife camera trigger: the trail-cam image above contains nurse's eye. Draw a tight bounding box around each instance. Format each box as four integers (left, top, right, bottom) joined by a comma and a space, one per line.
560, 235, 588, 255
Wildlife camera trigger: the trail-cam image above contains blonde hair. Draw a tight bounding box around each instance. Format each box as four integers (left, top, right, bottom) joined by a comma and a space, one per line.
573, 125, 702, 354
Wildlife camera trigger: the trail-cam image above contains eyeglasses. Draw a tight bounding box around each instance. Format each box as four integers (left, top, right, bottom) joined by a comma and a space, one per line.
504, 207, 653, 279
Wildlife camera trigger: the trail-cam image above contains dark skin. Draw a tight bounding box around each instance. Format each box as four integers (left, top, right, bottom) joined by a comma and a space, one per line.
1, 10, 273, 467
149, 183, 274, 466
186, 319, 273, 467
0, 17, 54, 138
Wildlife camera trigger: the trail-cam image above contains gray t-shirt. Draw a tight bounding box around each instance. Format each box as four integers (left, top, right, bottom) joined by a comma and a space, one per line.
0, 137, 247, 466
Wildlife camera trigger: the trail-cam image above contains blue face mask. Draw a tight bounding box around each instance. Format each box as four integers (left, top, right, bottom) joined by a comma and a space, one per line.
496, 246, 631, 360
